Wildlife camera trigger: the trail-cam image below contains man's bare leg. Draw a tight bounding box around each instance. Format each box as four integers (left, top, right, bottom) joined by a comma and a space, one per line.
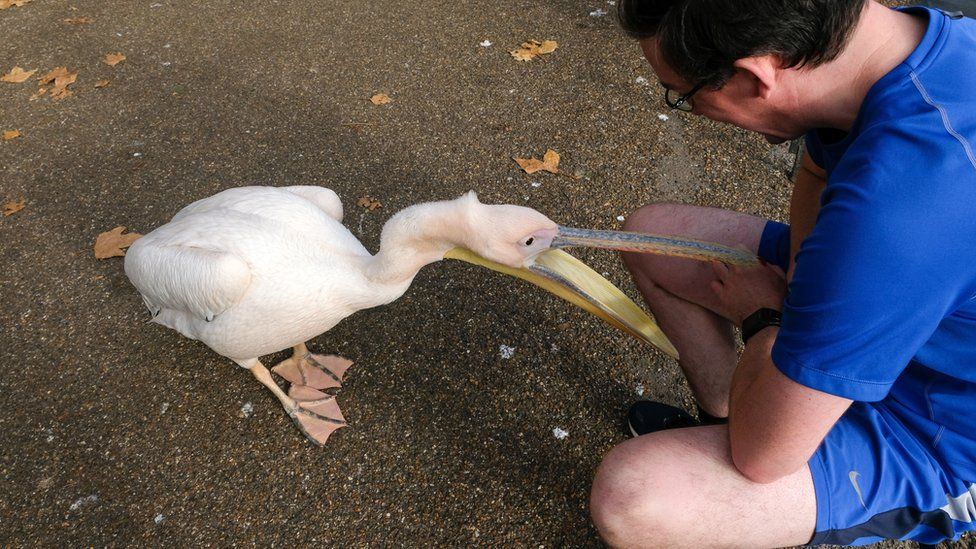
590, 425, 817, 548
592, 203, 815, 547
621, 203, 770, 417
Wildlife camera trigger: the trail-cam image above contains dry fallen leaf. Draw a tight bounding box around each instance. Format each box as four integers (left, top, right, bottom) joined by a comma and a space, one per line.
38, 67, 70, 84
3, 130, 22, 141
64, 16, 93, 24
94, 79, 109, 88
1, 66, 36, 83
94, 226, 142, 259
37, 67, 78, 100
51, 82, 74, 100
535, 40, 558, 55
357, 196, 383, 210
510, 49, 536, 62
30, 87, 47, 101
513, 149, 560, 174
55, 72, 77, 87
0, 0, 33, 9
38, 68, 63, 85
2, 197, 26, 217
369, 93, 392, 105
104, 53, 126, 66
510, 39, 558, 61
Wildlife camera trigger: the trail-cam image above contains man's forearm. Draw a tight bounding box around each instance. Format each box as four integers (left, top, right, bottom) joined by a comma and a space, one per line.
728, 326, 853, 484
728, 328, 789, 483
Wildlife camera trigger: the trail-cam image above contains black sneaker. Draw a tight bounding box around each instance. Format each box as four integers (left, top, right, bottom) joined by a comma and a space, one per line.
626, 401, 699, 437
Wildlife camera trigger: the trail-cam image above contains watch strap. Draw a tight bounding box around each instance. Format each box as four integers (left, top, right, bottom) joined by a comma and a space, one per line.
741, 308, 782, 345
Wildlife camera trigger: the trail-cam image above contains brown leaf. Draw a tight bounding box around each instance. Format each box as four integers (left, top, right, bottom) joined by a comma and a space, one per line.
2, 197, 26, 217
0, 0, 33, 9
30, 87, 47, 101
54, 72, 77, 88
513, 157, 545, 173
50, 86, 73, 101
104, 53, 126, 66
37, 67, 78, 100
94, 226, 142, 259
94, 79, 109, 88
510, 49, 536, 62
1, 66, 36, 83
542, 149, 560, 167
3, 130, 21, 141
64, 16, 93, 24
37, 67, 70, 85
369, 93, 392, 105
513, 149, 560, 174
536, 40, 558, 55
357, 196, 383, 210
510, 39, 558, 61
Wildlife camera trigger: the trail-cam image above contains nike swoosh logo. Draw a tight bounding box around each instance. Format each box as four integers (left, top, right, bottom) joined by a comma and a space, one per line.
849, 470, 868, 510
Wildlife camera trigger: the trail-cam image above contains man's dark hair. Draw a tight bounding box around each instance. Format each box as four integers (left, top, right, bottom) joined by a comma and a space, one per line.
618, 0, 866, 88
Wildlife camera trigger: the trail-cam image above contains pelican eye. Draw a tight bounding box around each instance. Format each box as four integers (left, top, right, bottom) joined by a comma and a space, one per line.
524, 237, 534, 246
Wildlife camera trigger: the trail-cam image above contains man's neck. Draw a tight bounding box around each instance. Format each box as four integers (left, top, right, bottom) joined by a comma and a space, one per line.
793, 1, 928, 132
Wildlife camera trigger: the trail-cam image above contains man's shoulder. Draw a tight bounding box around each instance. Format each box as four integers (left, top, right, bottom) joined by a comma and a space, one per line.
856, 7, 976, 143
835, 79, 976, 189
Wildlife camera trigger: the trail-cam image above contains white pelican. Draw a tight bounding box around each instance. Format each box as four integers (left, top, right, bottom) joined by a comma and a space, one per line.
125, 186, 690, 445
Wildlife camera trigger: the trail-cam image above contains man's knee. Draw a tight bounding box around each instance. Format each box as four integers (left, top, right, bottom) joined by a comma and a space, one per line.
621, 203, 680, 276
622, 202, 686, 235
590, 439, 677, 547
620, 202, 712, 289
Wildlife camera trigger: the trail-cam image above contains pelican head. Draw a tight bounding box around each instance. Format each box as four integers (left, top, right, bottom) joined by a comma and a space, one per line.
444, 192, 677, 358
457, 192, 559, 268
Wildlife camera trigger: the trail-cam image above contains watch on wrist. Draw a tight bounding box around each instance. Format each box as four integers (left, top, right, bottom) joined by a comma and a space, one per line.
741, 308, 782, 345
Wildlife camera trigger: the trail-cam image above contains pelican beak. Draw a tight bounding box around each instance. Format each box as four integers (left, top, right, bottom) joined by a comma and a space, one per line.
444, 247, 678, 359
552, 226, 759, 266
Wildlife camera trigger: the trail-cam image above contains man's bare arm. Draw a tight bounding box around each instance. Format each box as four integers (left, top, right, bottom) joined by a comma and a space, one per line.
728, 327, 852, 483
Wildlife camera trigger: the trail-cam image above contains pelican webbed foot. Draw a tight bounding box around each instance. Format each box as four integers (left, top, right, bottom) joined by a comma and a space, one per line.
287, 385, 347, 446
271, 344, 352, 390
249, 359, 348, 446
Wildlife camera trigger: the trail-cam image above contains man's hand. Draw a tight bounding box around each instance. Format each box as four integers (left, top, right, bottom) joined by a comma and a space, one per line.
709, 260, 788, 326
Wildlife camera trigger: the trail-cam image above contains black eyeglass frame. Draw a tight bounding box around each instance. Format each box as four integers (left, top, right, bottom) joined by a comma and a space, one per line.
664, 81, 706, 112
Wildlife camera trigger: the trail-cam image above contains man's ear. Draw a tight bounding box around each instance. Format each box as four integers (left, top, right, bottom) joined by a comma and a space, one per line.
732, 55, 782, 100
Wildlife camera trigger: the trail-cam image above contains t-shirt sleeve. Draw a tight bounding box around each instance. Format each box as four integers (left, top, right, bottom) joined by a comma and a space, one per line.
771, 151, 973, 401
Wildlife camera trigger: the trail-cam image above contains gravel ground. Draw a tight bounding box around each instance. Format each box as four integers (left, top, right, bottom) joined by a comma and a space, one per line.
1, 0, 972, 547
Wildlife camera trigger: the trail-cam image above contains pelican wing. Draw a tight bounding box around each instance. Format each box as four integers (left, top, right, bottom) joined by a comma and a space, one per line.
281, 185, 344, 222
172, 186, 343, 229
124, 241, 252, 321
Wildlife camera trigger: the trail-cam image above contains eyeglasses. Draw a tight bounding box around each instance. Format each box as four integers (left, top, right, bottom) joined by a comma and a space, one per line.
664, 82, 705, 112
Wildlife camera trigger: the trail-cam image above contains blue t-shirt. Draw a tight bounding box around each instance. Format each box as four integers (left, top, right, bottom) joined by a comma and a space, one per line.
772, 7, 976, 480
